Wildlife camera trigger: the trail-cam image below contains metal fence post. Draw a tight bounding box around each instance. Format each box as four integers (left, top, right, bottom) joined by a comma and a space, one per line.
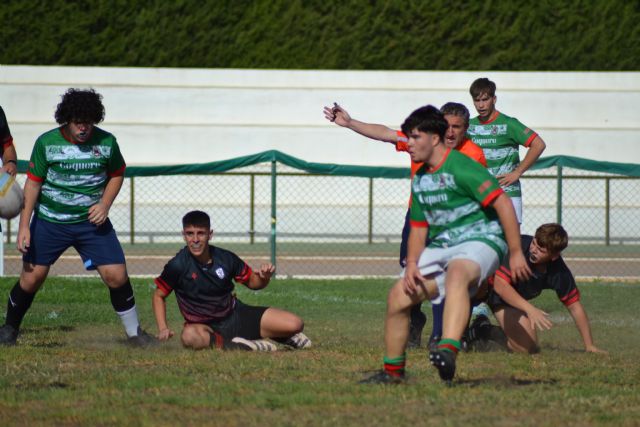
368, 177, 373, 244
250, 174, 255, 244
270, 161, 277, 268
556, 165, 563, 224
129, 176, 135, 245
605, 177, 610, 246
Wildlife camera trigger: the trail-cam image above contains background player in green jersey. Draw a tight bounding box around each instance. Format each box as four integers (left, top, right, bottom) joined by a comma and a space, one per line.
468, 77, 546, 224
361, 105, 531, 384
467, 77, 547, 323
0, 89, 155, 347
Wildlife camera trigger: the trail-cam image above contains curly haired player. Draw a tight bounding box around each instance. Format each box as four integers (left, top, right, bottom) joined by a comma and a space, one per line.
0, 88, 155, 347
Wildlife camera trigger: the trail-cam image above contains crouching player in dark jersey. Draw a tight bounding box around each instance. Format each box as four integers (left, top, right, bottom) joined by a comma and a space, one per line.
0, 88, 155, 347
478, 223, 605, 354
361, 105, 531, 385
152, 210, 312, 352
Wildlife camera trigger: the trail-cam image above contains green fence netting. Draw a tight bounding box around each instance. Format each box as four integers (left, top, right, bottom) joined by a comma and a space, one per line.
4, 151, 639, 279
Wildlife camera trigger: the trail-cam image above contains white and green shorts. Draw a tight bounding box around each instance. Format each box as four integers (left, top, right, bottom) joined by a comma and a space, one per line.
401, 241, 500, 304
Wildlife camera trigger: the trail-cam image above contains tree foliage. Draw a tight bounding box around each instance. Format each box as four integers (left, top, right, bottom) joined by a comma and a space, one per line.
1, 0, 638, 70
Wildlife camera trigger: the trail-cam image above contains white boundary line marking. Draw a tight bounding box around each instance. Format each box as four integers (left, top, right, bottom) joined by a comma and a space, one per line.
5, 255, 639, 262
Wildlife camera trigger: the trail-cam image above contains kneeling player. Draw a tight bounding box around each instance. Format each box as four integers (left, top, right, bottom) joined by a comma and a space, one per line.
479, 223, 605, 354
361, 105, 530, 385
152, 210, 311, 352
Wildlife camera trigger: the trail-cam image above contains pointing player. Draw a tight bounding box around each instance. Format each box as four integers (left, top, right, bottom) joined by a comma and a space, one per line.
360, 105, 530, 384
323, 102, 486, 349
0, 89, 155, 347
475, 223, 606, 354
152, 210, 312, 352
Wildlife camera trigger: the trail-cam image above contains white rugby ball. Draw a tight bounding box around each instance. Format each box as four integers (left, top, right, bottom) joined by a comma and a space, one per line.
0, 181, 24, 219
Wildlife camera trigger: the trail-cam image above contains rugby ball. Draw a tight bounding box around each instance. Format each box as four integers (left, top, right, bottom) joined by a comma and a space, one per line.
0, 180, 24, 219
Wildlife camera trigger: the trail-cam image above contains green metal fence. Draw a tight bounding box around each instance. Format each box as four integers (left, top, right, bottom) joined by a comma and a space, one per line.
3, 151, 639, 279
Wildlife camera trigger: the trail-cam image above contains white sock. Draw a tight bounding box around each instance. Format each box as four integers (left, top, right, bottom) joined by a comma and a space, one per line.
116, 306, 140, 337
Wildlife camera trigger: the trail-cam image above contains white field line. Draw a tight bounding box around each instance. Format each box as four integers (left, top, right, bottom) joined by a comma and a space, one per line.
11, 273, 639, 281
5, 255, 640, 262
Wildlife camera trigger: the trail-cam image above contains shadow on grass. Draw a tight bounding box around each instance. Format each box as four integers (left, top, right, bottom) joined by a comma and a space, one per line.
22, 325, 76, 333
456, 376, 558, 387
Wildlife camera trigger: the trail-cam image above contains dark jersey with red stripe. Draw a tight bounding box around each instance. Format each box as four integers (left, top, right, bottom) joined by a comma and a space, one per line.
155, 245, 252, 323
488, 235, 579, 307
0, 106, 13, 156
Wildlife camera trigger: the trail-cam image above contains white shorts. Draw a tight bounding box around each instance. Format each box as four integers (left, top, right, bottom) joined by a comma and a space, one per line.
510, 196, 523, 224
401, 241, 500, 304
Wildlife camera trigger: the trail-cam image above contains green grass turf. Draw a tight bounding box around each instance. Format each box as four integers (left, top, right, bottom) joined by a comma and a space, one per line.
0, 277, 639, 426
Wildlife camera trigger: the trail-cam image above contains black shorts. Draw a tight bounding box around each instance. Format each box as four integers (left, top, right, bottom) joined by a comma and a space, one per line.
208, 300, 268, 340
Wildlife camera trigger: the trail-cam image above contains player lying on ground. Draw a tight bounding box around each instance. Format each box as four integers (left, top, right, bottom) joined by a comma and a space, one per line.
152, 210, 311, 352
323, 101, 486, 350
360, 105, 530, 385
0, 88, 155, 347
469, 223, 606, 354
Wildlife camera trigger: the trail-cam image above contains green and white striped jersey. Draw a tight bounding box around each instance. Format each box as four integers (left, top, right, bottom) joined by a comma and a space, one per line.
27, 127, 126, 223
467, 112, 538, 198
409, 149, 507, 259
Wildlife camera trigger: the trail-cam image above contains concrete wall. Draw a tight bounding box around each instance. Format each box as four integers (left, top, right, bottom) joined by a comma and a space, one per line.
1, 65, 639, 167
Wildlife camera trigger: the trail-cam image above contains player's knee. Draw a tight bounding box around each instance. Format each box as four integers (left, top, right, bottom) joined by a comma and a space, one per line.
290, 317, 304, 334
181, 326, 207, 350
101, 268, 128, 288
387, 280, 411, 311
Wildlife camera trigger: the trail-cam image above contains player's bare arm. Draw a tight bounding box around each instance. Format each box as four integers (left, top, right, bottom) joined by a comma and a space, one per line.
88, 175, 124, 226
566, 300, 607, 354
245, 263, 276, 290
403, 225, 428, 296
498, 136, 546, 187
2, 144, 17, 176
17, 179, 42, 253
493, 274, 552, 331
491, 193, 532, 282
152, 288, 175, 341
323, 103, 398, 143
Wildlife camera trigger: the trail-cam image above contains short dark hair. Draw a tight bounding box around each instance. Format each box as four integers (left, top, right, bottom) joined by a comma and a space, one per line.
182, 210, 211, 229
440, 102, 470, 126
400, 105, 447, 142
55, 88, 105, 125
534, 223, 569, 254
469, 78, 497, 98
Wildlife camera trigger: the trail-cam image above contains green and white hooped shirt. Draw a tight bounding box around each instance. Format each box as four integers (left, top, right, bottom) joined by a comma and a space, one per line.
409, 149, 507, 259
27, 126, 126, 223
467, 111, 538, 198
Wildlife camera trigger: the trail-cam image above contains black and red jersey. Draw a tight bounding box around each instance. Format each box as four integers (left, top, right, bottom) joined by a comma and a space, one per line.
155, 245, 252, 323
0, 106, 13, 156
488, 235, 580, 307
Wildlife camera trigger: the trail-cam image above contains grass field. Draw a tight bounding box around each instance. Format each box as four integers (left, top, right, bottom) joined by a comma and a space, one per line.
0, 277, 639, 426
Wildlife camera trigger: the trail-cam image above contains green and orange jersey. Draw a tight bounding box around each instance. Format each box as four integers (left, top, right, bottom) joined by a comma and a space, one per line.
395, 130, 488, 206
27, 126, 126, 223
409, 148, 507, 259
467, 111, 538, 198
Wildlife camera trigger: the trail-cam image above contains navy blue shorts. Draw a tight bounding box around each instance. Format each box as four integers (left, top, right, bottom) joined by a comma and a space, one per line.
23, 216, 126, 270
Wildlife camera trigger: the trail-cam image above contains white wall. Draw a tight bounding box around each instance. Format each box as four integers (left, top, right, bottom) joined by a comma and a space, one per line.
1, 65, 639, 167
